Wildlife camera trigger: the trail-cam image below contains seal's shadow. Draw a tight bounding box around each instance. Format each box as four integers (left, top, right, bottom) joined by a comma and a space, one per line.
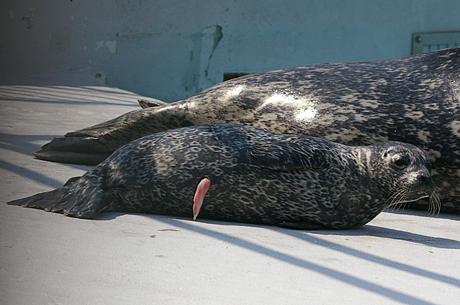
96, 211, 460, 250
303, 224, 460, 250
131, 214, 459, 305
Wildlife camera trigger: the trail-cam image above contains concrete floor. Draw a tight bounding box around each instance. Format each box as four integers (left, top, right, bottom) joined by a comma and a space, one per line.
0, 85, 459, 305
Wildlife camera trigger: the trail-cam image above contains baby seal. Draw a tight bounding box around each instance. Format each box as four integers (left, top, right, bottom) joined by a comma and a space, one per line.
9, 124, 438, 229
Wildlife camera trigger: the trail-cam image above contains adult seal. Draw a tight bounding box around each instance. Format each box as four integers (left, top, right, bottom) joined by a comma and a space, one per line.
9, 124, 438, 229
33, 48, 460, 213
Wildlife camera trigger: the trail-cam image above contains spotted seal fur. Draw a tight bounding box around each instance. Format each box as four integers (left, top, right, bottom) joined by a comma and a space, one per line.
9, 124, 438, 229
33, 47, 460, 213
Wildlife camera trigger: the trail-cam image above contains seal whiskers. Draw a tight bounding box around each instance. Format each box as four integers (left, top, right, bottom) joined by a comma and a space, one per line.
385, 184, 440, 214
428, 191, 442, 215
385, 189, 410, 211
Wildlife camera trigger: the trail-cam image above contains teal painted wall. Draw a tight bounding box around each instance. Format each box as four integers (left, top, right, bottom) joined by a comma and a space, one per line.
1, 0, 459, 101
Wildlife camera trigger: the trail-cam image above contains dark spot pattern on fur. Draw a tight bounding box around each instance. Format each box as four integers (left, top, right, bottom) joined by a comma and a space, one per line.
11, 124, 436, 229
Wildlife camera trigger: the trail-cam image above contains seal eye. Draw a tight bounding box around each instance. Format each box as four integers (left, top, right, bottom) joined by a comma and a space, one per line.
394, 157, 409, 169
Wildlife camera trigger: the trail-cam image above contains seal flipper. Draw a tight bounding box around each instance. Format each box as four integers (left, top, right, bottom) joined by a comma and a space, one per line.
193, 178, 211, 220
138, 99, 163, 108
32, 150, 110, 165
33, 135, 114, 165
64, 176, 83, 186
7, 176, 106, 219
34, 101, 190, 165
249, 137, 330, 171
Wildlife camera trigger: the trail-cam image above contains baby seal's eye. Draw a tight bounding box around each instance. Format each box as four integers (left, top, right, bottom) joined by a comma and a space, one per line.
394, 157, 409, 169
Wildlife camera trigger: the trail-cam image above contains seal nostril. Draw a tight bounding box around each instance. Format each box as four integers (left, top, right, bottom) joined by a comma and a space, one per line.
419, 174, 429, 184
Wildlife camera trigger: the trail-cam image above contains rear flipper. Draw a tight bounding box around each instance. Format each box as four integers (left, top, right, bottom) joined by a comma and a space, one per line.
33, 101, 190, 165
7, 177, 105, 219
32, 149, 111, 165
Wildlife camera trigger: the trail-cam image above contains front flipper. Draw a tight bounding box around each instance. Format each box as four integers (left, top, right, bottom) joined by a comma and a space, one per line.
249, 136, 332, 171
138, 99, 163, 108
193, 178, 211, 220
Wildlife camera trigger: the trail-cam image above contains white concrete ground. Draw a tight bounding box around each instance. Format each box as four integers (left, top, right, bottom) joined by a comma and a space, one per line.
0, 86, 459, 305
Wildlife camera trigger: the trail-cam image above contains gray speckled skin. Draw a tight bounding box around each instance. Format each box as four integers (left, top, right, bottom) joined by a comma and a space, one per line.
35, 48, 460, 212
11, 124, 436, 229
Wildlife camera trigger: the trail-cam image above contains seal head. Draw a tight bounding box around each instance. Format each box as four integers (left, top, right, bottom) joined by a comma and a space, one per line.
356, 142, 439, 213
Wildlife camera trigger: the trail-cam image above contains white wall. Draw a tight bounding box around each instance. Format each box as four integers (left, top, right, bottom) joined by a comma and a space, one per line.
1, 0, 459, 102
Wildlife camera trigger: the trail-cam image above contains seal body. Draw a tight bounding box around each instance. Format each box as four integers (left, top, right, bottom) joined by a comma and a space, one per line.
10, 124, 436, 229
34, 47, 460, 213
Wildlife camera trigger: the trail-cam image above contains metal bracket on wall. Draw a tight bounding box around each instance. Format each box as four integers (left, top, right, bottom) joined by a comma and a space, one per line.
412, 31, 460, 54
